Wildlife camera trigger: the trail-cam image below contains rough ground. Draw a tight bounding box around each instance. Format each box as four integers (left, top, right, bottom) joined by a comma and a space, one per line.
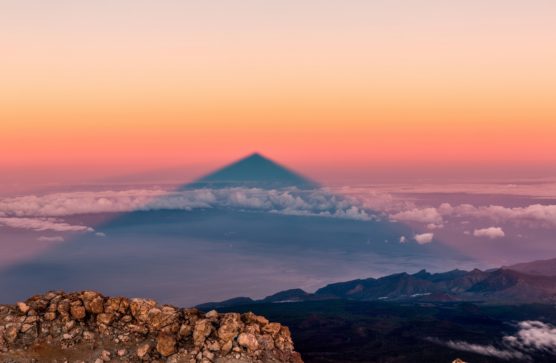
0, 291, 303, 363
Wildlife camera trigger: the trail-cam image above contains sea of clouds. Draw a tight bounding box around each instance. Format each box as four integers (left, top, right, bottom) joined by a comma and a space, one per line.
0, 186, 555, 244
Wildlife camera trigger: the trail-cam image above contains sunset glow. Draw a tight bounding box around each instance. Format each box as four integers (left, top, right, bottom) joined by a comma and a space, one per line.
2, 1, 556, 179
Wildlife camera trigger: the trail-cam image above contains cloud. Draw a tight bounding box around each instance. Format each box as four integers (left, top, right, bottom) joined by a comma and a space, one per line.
399, 236, 407, 243
504, 321, 556, 353
427, 338, 526, 360
0, 217, 93, 232
0, 188, 374, 222
95, 232, 106, 237
37, 236, 65, 242
414, 233, 434, 244
388, 203, 556, 231
444, 203, 556, 228
390, 208, 442, 224
429, 320, 556, 361
473, 227, 505, 239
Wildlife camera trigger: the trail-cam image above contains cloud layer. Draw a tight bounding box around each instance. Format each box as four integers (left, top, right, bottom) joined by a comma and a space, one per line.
0, 188, 374, 232
0, 217, 94, 233
473, 227, 505, 239
1, 186, 555, 240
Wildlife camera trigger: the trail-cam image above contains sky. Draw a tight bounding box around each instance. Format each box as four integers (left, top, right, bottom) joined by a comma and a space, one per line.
1, 0, 556, 185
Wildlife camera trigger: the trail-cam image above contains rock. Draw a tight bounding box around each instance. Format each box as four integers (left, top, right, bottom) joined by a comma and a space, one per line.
96, 313, 114, 325
237, 333, 259, 351
100, 349, 111, 361
44, 312, 57, 321
217, 313, 243, 342
0, 291, 303, 363
104, 297, 129, 314
81, 291, 105, 314
262, 322, 281, 337
70, 305, 86, 320
20, 323, 35, 334
257, 335, 275, 350
16, 302, 30, 314
137, 342, 151, 358
83, 331, 95, 340
193, 319, 213, 346
205, 310, 218, 319
156, 333, 176, 356
179, 323, 192, 338
146, 306, 179, 332
57, 299, 70, 318
130, 298, 157, 323
244, 312, 268, 326
4, 325, 18, 343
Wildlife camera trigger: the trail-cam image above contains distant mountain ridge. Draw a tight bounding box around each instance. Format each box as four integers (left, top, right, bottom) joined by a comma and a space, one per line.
183, 153, 317, 189
507, 257, 556, 276
198, 258, 556, 309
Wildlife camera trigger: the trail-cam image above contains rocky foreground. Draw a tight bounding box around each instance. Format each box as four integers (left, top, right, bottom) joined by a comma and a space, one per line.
0, 291, 303, 363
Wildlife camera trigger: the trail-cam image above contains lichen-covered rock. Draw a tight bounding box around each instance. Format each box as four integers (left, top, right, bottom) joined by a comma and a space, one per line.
0, 291, 303, 363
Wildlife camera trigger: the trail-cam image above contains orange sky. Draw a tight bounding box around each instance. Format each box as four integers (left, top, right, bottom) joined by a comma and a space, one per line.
1, 1, 556, 181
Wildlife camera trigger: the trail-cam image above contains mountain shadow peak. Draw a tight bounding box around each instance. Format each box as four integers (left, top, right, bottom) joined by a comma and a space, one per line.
183, 152, 317, 190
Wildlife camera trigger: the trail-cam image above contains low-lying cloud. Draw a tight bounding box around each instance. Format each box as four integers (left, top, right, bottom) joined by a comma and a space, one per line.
429, 320, 556, 360
428, 338, 526, 360
473, 227, 505, 239
414, 232, 434, 244
390, 207, 442, 224
1, 187, 555, 239
505, 320, 556, 353
0, 217, 94, 233
0, 188, 374, 223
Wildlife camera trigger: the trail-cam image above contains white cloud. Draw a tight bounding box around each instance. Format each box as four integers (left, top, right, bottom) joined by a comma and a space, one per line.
473, 227, 505, 239
414, 233, 434, 244
428, 338, 526, 360
446, 203, 556, 228
390, 208, 443, 224
0, 188, 375, 223
95, 232, 106, 237
388, 203, 556, 230
429, 320, 556, 361
0, 217, 93, 233
3, 186, 554, 235
505, 321, 556, 353
399, 236, 407, 243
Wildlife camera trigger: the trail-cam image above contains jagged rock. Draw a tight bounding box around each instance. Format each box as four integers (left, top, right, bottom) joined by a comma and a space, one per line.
96, 313, 114, 325
70, 305, 86, 320
193, 319, 213, 346
238, 332, 259, 351
3, 325, 18, 343
99, 349, 111, 361
16, 302, 29, 314
156, 333, 176, 356
217, 312, 243, 342
137, 342, 151, 358
0, 291, 303, 363
81, 291, 104, 314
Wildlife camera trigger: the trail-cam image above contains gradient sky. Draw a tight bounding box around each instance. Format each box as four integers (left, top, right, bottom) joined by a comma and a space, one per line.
2, 1, 556, 183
